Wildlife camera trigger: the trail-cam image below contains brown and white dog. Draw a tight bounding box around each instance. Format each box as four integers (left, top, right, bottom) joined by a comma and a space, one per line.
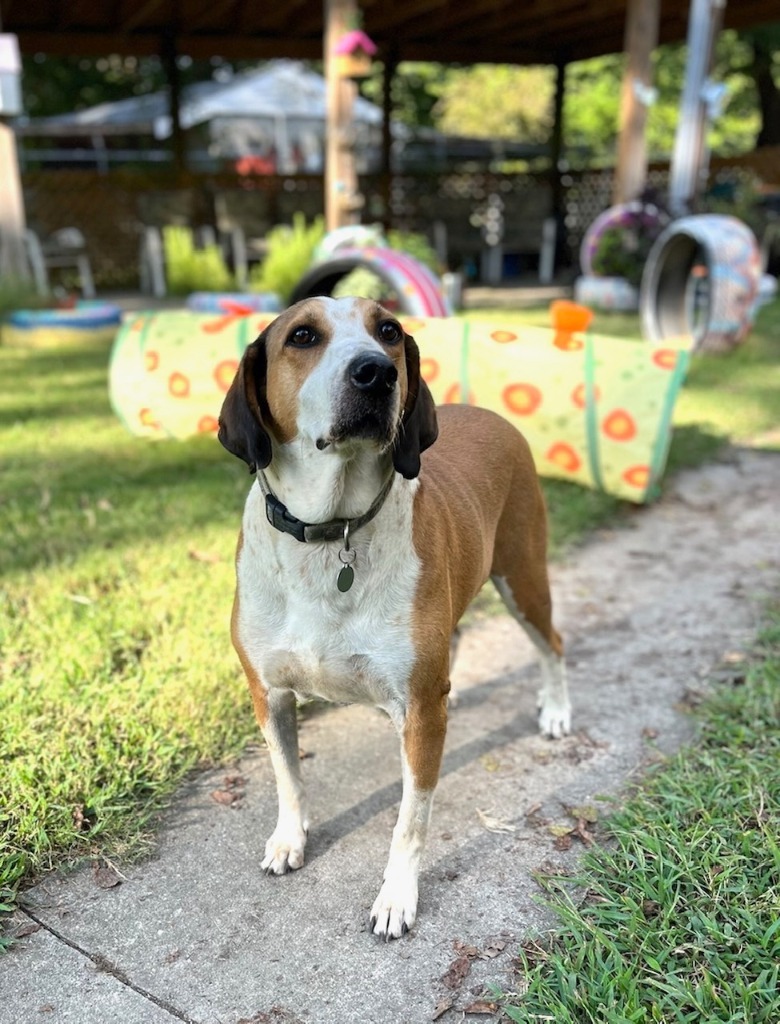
218, 296, 569, 939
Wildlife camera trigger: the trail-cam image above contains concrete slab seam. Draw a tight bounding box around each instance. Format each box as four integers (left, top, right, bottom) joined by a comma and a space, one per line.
19, 907, 202, 1024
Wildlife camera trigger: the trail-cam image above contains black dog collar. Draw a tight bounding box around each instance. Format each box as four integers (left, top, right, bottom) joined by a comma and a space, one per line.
258, 470, 396, 544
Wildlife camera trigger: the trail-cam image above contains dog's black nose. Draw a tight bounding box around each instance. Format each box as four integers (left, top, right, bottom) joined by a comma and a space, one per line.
348, 353, 398, 395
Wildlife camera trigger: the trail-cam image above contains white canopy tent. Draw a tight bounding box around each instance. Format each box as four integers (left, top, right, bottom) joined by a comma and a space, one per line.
17, 61, 388, 174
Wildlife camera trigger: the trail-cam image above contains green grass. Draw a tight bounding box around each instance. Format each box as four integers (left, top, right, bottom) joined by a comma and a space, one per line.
1, 300, 779, 930
500, 612, 780, 1023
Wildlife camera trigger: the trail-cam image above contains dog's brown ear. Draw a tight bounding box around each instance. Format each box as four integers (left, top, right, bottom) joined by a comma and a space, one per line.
393, 331, 438, 480
218, 335, 273, 473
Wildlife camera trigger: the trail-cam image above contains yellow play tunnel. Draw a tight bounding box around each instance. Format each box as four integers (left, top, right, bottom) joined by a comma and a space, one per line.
109, 306, 690, 503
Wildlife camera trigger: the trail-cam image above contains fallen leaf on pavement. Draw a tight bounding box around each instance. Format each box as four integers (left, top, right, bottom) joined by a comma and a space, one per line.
477, 809, 516, 834
14, 922, 41, 939
463, 999, 499, 1014
92, 863, 122, 889
431, 996, 454, 1020
479, 939, 507, 959
211, 789, 240, 806
441, 954, 472, 990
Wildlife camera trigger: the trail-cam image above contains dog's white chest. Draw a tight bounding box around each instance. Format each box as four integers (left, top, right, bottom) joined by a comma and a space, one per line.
235, 481, 420, 710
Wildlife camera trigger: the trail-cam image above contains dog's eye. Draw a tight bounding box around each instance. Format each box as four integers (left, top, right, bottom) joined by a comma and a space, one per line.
378, 320, 402, 345
287, 325, 318, 348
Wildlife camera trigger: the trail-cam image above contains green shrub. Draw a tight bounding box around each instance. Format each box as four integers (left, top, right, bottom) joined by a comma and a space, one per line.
249, 214, 325, 302
0, 277, 50, 317
162, 226, 234, 295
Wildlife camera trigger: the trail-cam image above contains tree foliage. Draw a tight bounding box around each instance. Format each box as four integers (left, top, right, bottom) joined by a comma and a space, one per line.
433, 64, 555, 142
18, 23, 780, 161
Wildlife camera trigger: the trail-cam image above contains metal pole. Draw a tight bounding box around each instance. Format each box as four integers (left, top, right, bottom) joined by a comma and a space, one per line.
668, 0, 726, 217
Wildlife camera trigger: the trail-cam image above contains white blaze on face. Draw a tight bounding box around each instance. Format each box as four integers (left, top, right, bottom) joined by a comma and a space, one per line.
295, 298, 401, 446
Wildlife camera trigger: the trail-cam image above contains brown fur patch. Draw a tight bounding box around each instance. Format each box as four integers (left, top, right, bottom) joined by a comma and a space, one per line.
404, 404, 561, 787
263, 301, 334, 443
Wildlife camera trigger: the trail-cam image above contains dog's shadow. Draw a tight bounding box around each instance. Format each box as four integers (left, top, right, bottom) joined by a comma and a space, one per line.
305, 667, 538, 863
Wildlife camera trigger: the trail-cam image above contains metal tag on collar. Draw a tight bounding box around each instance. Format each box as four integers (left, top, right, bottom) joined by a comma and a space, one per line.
337, 520, 356, 593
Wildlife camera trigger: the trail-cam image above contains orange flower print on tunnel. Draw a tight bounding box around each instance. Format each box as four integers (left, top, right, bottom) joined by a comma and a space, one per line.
139, 407, 160, 429
570, 382, 601, 409
490, 329, 519, 344
553, 331, 585, 351
503, 382, 542, 417
420, 358, 440, 383
602, 408, 637, 442
623, 465, 650, 489
144, 349, 160, 372
652, 348, 679, 370
546, 442, 581, 473
197, 415, 220, 434
214, 359, 239, 393
168, 372, 191, 398
443, 382, 476, 405
400, 318, 425, 334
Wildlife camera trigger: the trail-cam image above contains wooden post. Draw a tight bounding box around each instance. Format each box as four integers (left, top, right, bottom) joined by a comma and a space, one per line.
0, 19, 29, 281
324, 0, 363, 231
0, 120, 29, 280
613, 0, 660, 206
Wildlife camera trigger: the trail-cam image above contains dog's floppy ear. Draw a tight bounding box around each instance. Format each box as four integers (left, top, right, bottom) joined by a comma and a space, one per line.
393, 331, 438, 480
218, 334, 273, 473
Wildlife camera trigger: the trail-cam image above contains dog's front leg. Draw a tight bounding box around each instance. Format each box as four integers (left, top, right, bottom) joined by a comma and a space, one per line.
257, 688, 310, 874
370, 692, 448, 939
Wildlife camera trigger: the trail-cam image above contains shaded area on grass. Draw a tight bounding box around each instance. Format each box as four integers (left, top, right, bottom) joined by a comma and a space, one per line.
503, 615, 780, 1023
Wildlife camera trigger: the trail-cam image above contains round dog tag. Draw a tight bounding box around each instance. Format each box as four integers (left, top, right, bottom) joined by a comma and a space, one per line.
337, 565, 354, 592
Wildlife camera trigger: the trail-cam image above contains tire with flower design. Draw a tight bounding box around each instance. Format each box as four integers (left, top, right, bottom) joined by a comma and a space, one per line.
640, 215, 762, 353
580, 201, 669, 277
289, 248, 451, 317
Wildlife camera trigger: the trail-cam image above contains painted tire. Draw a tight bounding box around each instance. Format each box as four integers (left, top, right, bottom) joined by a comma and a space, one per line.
580, 202, 668, 276
640, 215, 762, 353
313, 226, 386, 262
186, 291, 282, 314
290, 247, 452, 317
574, 275, 639, 312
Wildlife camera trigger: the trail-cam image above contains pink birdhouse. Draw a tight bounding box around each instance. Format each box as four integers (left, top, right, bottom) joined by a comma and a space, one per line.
334, 28, 377, 79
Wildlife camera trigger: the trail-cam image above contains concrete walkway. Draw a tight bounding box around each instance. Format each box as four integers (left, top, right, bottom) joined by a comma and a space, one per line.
3, 448, 779, 1024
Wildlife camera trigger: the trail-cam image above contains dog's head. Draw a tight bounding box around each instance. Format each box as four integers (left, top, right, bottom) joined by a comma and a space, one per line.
218, 296, 438, 479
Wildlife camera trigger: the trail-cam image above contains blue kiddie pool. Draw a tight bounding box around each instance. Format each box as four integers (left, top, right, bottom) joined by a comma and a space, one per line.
186, 292, 282, 314
2, 302, 123, 348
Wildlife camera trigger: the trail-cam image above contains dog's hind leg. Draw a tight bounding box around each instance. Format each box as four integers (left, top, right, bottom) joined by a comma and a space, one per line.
491, 569, 570, 738
489, 472, 570, 738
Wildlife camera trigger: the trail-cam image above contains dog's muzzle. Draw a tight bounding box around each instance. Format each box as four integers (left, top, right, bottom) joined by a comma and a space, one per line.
327, 352, 399, 445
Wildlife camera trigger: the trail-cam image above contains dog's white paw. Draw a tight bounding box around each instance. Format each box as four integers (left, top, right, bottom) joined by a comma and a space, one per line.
538, 698, 571, 739
261, 823, 308, 875
369, 872, 418, 940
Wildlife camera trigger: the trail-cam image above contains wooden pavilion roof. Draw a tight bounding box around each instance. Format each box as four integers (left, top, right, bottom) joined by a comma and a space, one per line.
3, 0, 780, 63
